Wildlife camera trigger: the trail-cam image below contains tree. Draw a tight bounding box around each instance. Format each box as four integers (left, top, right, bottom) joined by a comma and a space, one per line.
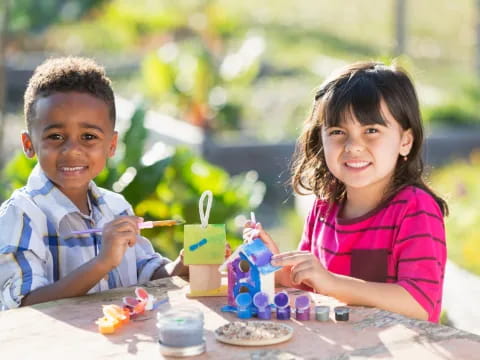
0, 0, 10, 168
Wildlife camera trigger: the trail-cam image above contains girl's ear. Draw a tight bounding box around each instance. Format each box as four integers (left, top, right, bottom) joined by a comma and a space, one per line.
108, 131, 118, 157
399, 128, 414, 157
21, 132, 36, 158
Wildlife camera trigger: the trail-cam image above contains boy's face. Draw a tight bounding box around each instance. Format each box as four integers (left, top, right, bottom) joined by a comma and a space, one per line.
22, 91, 118, 200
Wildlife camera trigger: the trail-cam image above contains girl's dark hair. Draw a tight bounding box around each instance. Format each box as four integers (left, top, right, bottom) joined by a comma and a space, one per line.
291, 61, 448, 216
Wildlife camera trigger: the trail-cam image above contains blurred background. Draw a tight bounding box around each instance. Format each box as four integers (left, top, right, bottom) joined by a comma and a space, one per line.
1, 0, 479, 332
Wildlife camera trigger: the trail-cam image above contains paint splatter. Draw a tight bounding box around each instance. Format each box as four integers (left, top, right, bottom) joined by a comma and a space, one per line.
189, 238, 208, 251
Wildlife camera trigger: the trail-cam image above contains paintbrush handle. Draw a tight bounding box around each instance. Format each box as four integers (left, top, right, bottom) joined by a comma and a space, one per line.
139, 220, 182, 229
72, 220, 183, 234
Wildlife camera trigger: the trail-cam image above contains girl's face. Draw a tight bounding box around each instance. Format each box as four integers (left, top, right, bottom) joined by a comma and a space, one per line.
321, 100, 413, 196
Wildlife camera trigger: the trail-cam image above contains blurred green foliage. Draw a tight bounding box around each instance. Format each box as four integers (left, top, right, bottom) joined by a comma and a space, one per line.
423, 83, 480, 127
0, 104, 266, 260
431, 151, 480, 275
10, 0, 107, 32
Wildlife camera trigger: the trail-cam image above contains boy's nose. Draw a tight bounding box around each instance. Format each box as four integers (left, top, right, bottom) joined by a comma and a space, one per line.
62, 140, 83, 154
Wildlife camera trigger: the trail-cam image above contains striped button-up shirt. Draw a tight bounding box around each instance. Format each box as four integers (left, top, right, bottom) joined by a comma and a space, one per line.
0, 165, 169, 310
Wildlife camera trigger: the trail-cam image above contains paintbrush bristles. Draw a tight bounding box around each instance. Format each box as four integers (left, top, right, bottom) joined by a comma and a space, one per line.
151, 219, 185, 227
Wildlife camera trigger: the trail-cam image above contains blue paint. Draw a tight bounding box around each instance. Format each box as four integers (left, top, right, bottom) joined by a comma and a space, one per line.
189, 238, 208, 251
241, 238, 281, 275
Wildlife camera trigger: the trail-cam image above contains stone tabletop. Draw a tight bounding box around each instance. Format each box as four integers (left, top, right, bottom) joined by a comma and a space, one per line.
0, 276, 479, 359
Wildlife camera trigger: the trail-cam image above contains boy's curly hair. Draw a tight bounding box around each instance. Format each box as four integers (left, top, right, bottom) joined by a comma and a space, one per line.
24, 56, 115, 132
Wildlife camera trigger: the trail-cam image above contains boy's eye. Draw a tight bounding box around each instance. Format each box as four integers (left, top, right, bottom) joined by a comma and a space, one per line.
365, 127, 379, 134
47, 134, 63, 140
82, 133, 98, 140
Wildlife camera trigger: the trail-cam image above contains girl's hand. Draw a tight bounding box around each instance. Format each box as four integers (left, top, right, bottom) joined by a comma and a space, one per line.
271, 251, 334, 293
99, 216, 142, 270
243, 220, 280, 255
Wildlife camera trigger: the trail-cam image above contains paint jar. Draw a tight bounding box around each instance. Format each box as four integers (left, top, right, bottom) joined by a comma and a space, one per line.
156, 307, 206, 357
274, 291, 291, 320
334, 306, 350, 321
315, 305, 330, 322
295, 295, 311, 321
235, 292, 253, 319
253, 292, 271, 320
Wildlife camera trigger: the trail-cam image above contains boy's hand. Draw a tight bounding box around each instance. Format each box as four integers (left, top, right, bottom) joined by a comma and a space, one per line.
271, 251, 334, 294
243, 221, 280, 255
98, 216, 142, 270
166, 249, 189, 276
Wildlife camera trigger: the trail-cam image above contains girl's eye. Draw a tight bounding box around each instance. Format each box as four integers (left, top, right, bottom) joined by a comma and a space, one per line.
365, 128, 379, 134
328, 129, 344, 136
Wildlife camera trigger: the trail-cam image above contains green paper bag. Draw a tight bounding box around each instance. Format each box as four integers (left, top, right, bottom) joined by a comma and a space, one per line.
183, 190, 226, 265
184, 224, 226, 265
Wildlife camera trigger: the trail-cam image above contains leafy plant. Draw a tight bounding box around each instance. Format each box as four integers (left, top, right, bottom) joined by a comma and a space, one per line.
0, 104, 266, 260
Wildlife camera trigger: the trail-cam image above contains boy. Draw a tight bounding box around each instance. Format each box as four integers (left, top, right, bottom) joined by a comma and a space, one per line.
0, 57, 187, 310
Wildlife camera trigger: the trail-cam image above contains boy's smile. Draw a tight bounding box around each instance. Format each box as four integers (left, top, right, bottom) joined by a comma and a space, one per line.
22, 91, 117, 212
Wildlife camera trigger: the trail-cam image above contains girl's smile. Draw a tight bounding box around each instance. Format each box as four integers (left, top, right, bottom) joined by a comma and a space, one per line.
322, 101, 413, 200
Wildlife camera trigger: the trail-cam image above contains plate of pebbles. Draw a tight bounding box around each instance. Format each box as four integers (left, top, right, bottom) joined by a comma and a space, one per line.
215, 321, 293, 346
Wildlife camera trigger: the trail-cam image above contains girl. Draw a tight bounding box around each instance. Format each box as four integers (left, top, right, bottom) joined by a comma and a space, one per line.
245, 62, 448, 322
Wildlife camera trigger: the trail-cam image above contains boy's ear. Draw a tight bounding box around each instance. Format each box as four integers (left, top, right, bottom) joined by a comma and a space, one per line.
108, 131, 118, 157
399, 128, 414, 157
21, 132, 36, 158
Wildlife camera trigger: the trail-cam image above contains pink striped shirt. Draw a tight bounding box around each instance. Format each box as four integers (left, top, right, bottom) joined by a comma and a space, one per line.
299, 186, 446, 322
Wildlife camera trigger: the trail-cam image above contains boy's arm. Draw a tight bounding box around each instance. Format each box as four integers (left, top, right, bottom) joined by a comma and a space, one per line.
21, 257, 111, 306
23, 215, 141, 306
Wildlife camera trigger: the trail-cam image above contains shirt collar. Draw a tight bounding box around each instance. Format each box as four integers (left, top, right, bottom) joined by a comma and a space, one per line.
26, 164, 103, 226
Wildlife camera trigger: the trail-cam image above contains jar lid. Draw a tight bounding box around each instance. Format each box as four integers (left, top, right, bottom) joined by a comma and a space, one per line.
156, 306, 204, 326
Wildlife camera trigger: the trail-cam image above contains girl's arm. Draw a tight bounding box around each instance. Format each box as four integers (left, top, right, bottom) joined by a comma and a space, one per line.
325, 273, 428, 320
271, 252, 428, 321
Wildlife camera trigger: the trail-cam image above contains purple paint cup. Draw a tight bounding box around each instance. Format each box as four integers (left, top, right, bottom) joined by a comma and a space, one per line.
295, 295, 311, 321
274, 291, 291, 320
253, 292, 271, 320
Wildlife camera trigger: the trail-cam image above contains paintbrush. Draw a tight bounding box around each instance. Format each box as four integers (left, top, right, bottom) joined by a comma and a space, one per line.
71, 219, 185, 235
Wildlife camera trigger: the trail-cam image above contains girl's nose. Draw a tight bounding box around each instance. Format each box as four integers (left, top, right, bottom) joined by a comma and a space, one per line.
344, 136, 364, 153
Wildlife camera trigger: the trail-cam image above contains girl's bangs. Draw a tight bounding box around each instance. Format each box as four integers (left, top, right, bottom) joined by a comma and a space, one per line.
323, 76, 387, 128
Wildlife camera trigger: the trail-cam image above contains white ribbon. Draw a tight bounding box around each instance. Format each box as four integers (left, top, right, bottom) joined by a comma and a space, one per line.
199, 190, 213, 229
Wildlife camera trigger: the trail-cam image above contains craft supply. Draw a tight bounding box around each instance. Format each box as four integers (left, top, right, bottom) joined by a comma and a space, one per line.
157, 307, 205, 357
315, 305, 330, 322
184, 190, 227, 297
253, 292, 271, 320
295, 295, 311, 321
334, 306, 350, 321
274, 291, 291, 320
235, 292, 253, 319
71, 219, 185, 235
215, 321, 293, 346
95, 287, 160, 334
242, 238, 281, 275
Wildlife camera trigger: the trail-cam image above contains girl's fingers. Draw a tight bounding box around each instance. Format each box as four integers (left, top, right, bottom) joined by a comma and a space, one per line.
291, 265, 315, 285
271, 251, 311, 266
